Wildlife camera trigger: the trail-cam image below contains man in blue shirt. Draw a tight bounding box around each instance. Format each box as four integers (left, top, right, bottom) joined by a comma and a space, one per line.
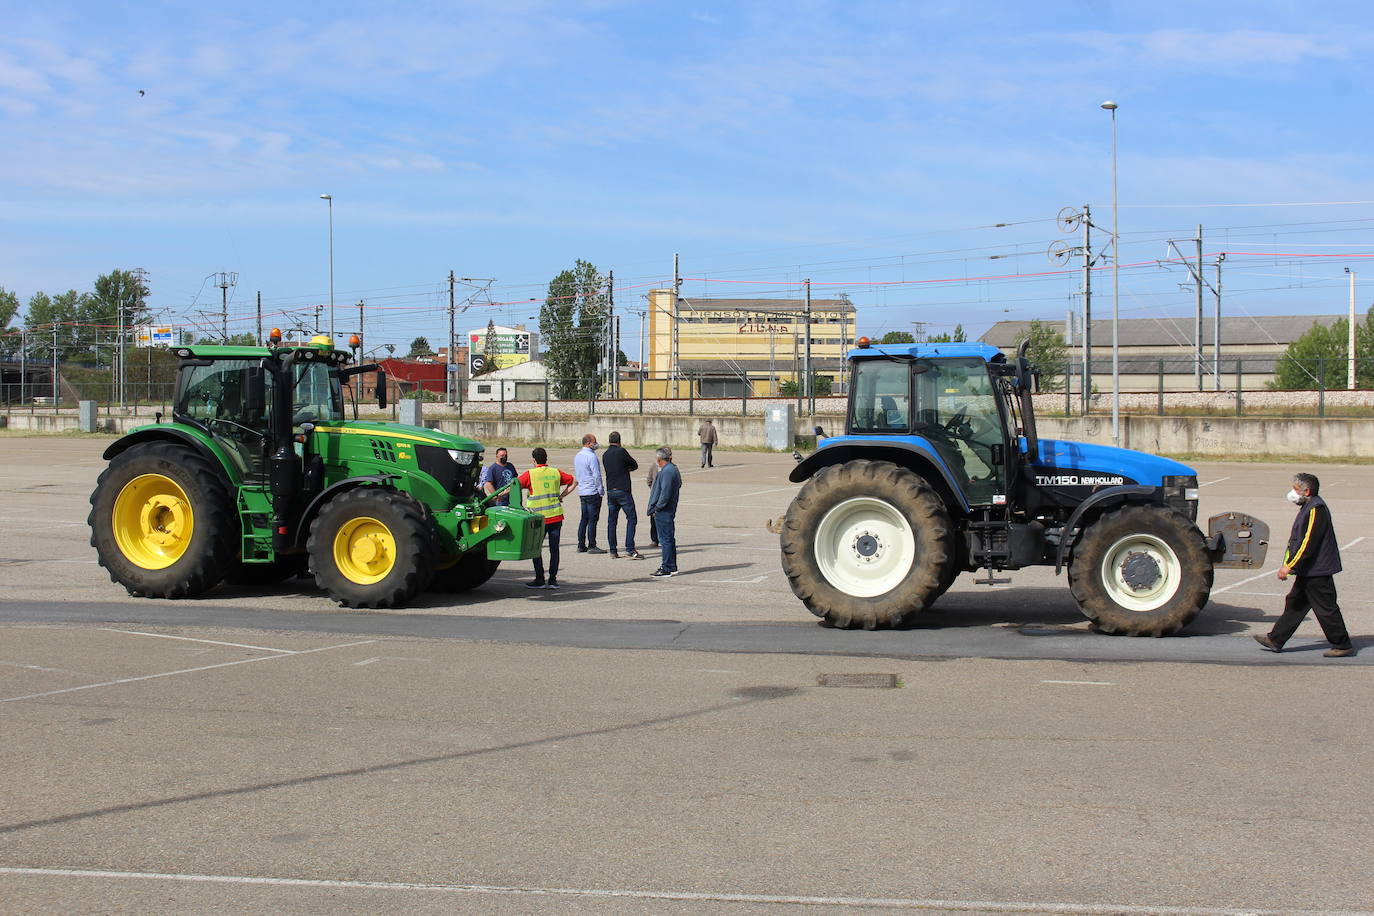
646, 446, 682, 577
478, 447, 518, 506
573, 432, 605, 554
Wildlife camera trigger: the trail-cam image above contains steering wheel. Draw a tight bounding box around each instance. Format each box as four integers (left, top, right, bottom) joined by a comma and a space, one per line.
943, 407, 970, 434
209, 417, 265, 439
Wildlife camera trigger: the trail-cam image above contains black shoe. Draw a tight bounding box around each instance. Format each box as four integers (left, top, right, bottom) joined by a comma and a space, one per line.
525, 580, 547, 589
627, 551, 645, 560
546, 580, 560, 589
577, 546, 588, 553
1254, 634, 1281, 653
650, 568, 671, 578
586, 546, 606, 554
1324, 646, 1355, 657
609, 550, 620, 559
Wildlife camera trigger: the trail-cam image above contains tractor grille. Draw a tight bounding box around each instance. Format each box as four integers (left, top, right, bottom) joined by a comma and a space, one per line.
416, 445, 479, 500
369, 439, 399, 463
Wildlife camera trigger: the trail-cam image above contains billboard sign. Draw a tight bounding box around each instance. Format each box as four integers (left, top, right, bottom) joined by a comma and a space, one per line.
135, 325, 176, 348
468, 329, 532, 372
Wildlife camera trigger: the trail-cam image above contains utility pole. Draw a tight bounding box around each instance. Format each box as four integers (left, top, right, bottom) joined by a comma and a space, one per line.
672, 254, 681, 398
1196, 225, 1204, 390
19, 327, 26, 404
357, 299, 365, 352
1347, 268, 1357, 390
51, 322, 59, 402
216, 271, 235, 341
1082, 205, 1093, 412
256, 292, 263, 345
448, 271, 457, 406
804, 278, 813, 415
115, 281, 125, 409
1214, 254, 1224, 391
606, 270, 615, 397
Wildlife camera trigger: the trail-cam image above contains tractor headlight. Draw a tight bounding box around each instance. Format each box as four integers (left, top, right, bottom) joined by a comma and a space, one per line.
1161, 475, 1199, 520
447, 449, 476, 465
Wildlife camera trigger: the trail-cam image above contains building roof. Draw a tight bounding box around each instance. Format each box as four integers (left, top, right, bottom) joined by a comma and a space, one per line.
673, 297, 855, 316
980, 315, 1344, 349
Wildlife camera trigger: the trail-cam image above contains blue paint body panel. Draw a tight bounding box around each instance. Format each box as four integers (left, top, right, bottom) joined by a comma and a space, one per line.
1034, 439, 1194, 487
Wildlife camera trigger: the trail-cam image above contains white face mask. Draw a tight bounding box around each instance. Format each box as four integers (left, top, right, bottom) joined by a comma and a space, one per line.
1286, 489, 1304, 505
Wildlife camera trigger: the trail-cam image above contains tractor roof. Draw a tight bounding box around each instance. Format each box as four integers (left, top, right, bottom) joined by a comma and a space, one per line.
176, 335, 346, 361
849, 341, 1005, 362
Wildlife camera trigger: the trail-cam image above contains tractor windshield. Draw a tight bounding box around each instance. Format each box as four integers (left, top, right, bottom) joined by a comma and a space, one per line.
293, 361, 343, 424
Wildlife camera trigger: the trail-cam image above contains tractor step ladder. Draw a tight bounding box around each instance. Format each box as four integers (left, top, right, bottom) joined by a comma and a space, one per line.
968, 510, 1013, 585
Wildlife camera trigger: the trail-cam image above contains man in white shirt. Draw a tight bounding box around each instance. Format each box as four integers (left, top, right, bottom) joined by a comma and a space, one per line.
573, 432, 605, 553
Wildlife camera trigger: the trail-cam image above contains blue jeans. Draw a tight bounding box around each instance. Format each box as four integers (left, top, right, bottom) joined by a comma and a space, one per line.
654, 512, 676, 572
578, 495, 602, 549
606, 488, 637, 553
533, 520, 561, 583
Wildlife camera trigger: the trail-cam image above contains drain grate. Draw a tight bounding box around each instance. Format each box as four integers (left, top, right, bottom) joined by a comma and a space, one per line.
817, 673, 900, 689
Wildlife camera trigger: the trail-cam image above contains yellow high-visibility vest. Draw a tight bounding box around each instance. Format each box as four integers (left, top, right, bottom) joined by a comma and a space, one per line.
525, 465, 563, 521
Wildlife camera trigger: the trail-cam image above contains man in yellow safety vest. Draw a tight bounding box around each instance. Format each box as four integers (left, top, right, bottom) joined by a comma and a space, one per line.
517, 446, 576, 589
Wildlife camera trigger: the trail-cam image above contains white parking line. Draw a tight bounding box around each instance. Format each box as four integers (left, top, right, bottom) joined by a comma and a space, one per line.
1042, 680, 1115, 686
0, 640, 376, 704
102, 629, 297, 653
1199, 477, 1230, 486
0, 867, 1362, 916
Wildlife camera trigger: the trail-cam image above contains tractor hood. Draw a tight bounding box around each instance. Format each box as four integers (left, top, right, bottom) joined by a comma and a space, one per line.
1034, 438, 1194, 487
309, 421, 484, 454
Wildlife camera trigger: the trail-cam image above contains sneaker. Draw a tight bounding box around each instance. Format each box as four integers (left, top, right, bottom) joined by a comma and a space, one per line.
650, 568, 671, 578
586, 546, 606, 554
1324, 646, 1356, 657
576, 546, 588, 553
525, 580, 547, 589
609, 550, 620, 559
546, 580, 560, 589
627, 551, 645, 560
1253, 634, 1281, 653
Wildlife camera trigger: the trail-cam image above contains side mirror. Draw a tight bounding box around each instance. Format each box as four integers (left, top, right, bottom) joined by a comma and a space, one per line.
243, 366, 265, 412
376, 370, 388, 409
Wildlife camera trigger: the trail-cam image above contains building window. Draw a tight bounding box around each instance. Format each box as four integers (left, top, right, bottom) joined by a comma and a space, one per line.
477, 384, 492, 394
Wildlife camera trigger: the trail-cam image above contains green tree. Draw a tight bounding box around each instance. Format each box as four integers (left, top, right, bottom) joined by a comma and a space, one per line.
80, 269, 151, 360
928, 324, 968, 343
879, 330, 915, 344
780, 373, 833, 397
0, 286, 18, 330
1269, 312, 1374, 390
25, 290, 90, 360
541, 259, 607, 398
1016, 319, 1068, 392
195, 332, 259, 346
407, 336, 435, 359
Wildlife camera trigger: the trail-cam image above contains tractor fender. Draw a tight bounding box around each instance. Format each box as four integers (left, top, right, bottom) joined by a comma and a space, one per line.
291, 474, 402, 549
1054, 484, 1160, 574
103, 426, 242, 487
790, 441, 971, 515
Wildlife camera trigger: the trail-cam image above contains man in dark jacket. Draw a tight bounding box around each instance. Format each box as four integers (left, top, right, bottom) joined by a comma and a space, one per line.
1254, 473, 1355, 657
601, 431, 643, 560
646, 446, 682, 578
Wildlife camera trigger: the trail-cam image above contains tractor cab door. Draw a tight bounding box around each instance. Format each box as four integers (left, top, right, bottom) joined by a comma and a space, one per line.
914, 357, 1008, 506
175, 358, 272, 480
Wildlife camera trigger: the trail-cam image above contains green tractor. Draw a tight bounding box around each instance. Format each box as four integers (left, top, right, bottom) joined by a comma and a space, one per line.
88, 334, 545, 608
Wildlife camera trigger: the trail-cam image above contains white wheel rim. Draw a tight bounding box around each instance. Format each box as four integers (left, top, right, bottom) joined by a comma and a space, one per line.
813, 497, 916, 598
1099, 533, 1181, 612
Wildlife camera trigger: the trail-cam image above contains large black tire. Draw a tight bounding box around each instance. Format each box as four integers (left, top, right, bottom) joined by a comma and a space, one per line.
432, 551, 501, 593
780, 460, 952, 629
88, 441, 236, 599
1067, 504, 1213, 636
308, 488, 437, 608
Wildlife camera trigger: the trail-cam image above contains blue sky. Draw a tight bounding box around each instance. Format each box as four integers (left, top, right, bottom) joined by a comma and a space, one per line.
4, 1, 1374, 354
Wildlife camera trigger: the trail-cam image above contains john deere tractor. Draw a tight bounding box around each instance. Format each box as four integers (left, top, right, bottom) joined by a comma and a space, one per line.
782, 339, 1268, 635
88, 334, 544, 608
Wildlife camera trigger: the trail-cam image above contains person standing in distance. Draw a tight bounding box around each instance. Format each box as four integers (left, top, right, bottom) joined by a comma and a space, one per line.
602, 431, 644, 560
518, 447, 576, 590
1254, 472, 1355, 657
574, 433, 605, 554
646, 446, 682, 578
698, 418, 718, 468
644, 459, 660, 547
479, 447, 518, 506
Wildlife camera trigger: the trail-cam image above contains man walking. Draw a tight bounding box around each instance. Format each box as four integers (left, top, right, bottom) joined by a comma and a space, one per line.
602, 431, 644, 560
573, 433, 605, 554
646, 446, 682, 578
1254, 472, 1356, 657
517, 447, 575, 590
479, 447, 518, 506
698, 418, 718, 468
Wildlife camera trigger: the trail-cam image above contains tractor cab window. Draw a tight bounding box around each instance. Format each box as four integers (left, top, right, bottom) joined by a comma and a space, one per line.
293, 362, 343, 425
914, 357, 1006, 505
849, 360, 911, 433
175, 358, 271, 478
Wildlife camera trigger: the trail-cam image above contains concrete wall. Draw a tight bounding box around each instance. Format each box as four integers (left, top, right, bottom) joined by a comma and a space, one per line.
4, 408, 1373, 458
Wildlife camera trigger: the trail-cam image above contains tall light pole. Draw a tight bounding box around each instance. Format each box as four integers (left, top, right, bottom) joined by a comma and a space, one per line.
320, 194, 335, 344
1346, 268, 1357, 390
1101, 100, 1121, 448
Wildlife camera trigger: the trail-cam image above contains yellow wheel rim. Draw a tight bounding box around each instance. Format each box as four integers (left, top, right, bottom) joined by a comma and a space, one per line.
112, 473, 195, 570
332, 516, 397, 585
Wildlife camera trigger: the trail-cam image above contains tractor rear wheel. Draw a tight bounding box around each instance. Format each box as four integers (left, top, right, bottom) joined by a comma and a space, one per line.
308, 488, 437, 608
1068, 504, 1213, 636
780, 460, 952, 629
88, 441, 236, 598
432, 551, 501, 592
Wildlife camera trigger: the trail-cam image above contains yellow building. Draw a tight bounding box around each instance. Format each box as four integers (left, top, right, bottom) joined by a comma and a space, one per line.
639, 289, 857, 397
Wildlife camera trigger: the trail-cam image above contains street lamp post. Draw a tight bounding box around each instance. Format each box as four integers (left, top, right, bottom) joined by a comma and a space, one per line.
1346, 268, 1357, 390
1101, 101, 1121, 448
320, 194, 335, 344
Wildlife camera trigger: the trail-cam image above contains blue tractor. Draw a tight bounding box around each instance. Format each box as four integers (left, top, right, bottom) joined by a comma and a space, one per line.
782, 339, 1268, 635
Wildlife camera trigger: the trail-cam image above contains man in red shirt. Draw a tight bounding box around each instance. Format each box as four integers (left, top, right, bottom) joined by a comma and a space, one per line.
517, 446, 576, 589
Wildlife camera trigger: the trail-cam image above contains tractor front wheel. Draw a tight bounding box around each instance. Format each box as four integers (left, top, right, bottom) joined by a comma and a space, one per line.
432, 551, 501, 593
1068, 504, 1213, 636
88, 441, 236, 598
308, 488, 437, 608
780, 460, 952, 629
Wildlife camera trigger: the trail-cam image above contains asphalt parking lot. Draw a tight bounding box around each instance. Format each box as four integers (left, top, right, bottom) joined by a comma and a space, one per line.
2, 436, 1372, 914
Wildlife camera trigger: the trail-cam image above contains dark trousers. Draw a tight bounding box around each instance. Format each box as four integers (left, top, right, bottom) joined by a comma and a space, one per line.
606, 488, 637, 553
1269, 575, 1352, 650
656, 512, 677, 572
577, 495, 602, 549
648, 512, 659, 545
700, 442, 714, 467
533, 520, 561, 583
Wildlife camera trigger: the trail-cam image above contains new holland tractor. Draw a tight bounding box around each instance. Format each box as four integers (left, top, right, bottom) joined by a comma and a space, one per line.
88, 333, 545, 608
782, 339, 1268, 635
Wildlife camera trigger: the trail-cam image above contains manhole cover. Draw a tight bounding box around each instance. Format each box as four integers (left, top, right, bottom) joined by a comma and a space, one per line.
817, 673, 900, 689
